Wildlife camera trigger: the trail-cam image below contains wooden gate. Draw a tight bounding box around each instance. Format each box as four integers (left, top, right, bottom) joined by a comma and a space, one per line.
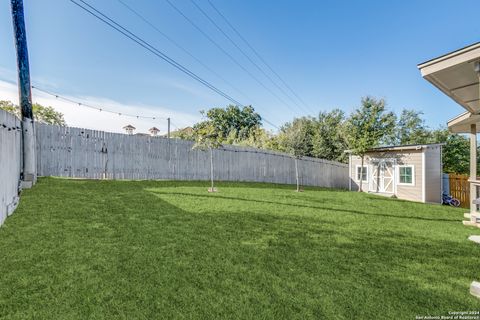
448, 174, 470, 208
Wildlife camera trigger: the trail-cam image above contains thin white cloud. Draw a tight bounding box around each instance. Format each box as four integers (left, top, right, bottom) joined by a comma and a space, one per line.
0, 67, 18, 83
0, 79, 201, 134
154, 76, 220, 103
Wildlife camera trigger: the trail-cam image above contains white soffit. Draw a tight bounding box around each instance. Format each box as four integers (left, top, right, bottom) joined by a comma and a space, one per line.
447, 111, 480, 133
418, 42, 480, 113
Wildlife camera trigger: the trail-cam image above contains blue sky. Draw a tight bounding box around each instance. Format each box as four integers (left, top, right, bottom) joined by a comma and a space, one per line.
1, 0, 479, 133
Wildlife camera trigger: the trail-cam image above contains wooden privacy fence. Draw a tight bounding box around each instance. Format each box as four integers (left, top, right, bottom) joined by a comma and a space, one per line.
36, 124, 349, 188
0, 109, 22, 226
448, 174, 470, 208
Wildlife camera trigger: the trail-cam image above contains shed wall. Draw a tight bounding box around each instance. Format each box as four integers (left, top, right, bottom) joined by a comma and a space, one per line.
424, 145, 442, 203
349, 150, 424, 202
395, 150, 423, 202
349, 155, 370, 192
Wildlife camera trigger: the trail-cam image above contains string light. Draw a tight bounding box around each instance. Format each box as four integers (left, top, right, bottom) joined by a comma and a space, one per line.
31, 85, 170, 122
31, 85, 279, 130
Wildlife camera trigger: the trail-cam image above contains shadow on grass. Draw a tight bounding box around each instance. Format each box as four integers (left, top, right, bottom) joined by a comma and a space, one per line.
148, 187, 480, 315
3, 178, 480, 318
93, 178, 346, 192
150, 190, 459, 223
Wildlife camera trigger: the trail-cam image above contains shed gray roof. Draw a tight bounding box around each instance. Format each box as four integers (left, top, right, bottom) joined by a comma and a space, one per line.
345, 143, 444, 154
368, 143, 444, 152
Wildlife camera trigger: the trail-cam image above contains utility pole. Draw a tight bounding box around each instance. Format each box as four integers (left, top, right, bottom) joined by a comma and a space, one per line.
167, 117, 171, 139
11, 0, 36, 188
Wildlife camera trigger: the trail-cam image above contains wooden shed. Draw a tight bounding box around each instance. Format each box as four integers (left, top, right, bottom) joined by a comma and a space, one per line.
348, 143, 443, 203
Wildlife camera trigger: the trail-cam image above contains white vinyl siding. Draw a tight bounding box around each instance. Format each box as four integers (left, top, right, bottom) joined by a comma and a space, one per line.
349, 150, 425, 202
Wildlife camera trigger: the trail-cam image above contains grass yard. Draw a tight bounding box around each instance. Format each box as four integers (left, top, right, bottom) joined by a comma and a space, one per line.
0, 178, 479, 319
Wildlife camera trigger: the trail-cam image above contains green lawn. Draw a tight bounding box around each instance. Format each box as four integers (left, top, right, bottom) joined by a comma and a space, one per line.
0, 178, 479, 319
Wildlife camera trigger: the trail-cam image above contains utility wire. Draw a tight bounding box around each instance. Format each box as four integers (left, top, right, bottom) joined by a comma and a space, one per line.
69, 0, 280, 130
190, 0, 310, 115
114, 0, 258, 106
164, 0, 298, 117
206, 0, 314, 114
69, 0, 243, 107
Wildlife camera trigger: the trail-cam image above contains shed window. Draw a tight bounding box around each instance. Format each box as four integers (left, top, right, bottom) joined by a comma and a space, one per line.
356, 166, 368, 182
398, 165, 414, 185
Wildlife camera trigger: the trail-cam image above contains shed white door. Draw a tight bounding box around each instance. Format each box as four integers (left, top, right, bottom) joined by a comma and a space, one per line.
371, 161, 394, 193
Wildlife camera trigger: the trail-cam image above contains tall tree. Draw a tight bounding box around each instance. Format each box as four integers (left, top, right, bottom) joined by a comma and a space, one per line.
344, 97, 396, 191
276, 117, 316, 157
442, 134, 470, 174
277, 118, 317, 192
427, 128, 471, 174
0, 100, 17, 115
234, 127, 279, 150
0, 100, 66, 125
312, 109, 348, 163
32, 103, 66, 126
197, 105, 262, 142
394, 109, 430, 145
427, 127, 450, 145
170, 127, 195, 140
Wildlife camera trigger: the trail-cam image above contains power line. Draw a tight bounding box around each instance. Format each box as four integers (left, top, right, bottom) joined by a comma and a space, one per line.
114, 0, 258, 106
206, 0, 314, 114
68, 0, 280, 130
164, 0, 298, 117
189, 0, 310, 115
69, 0, 244, 107
261, 118, 279, 130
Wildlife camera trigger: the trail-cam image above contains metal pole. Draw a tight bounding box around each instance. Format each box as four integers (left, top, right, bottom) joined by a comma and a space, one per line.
11, 0, 36, 187
210, 147, 214, 190
167, 117, 171, 139
295, 157, 299, 192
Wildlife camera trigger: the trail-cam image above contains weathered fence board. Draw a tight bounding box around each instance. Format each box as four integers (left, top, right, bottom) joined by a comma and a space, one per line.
0, 109, 22, 226
36, 124, 349, 188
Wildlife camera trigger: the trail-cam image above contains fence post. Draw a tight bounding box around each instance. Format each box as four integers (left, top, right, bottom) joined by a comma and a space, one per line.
167, 118, 171, 139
